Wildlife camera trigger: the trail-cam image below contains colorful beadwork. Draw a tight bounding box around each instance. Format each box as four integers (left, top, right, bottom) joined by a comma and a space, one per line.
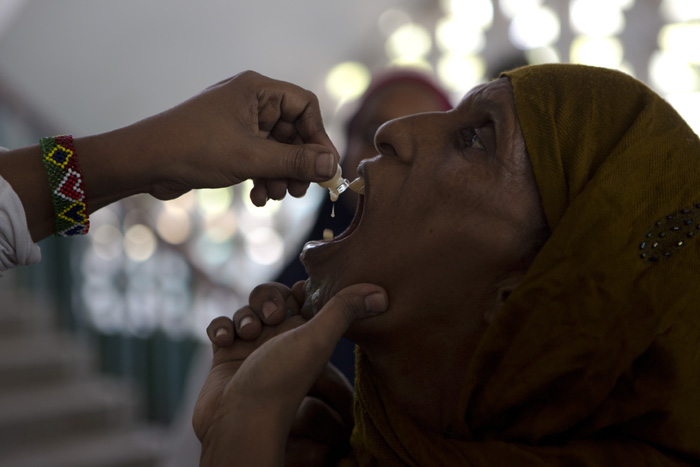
40, 135, 90, 236
638, 203, 700, 264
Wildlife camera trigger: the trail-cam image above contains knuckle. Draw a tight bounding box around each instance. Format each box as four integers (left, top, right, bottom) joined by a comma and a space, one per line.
287, 145, 309, 179
250, 282, 287, 302
236, 69, 256, 81
305, 89, 320, 107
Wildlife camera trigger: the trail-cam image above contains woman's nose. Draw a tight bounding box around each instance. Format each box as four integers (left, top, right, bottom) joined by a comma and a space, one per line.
374, 116, 416, 164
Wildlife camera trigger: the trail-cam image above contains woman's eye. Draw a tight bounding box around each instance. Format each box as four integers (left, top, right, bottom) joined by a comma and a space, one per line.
461, 129, 486, 151
470, 133, 486, 150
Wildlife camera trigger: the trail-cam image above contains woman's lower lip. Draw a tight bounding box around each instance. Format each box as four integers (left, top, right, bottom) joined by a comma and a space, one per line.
300, 235, 344, 264
301, 239, 326, 256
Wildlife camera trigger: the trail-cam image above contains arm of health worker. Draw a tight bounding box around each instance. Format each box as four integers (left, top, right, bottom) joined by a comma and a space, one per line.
0, 70, 339, 242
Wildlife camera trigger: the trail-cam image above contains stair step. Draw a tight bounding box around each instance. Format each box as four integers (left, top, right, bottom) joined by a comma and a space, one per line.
0, 332, 95, 392
1, 427, 165, 467
0, 290, 57, 337
0, 377, 141, 450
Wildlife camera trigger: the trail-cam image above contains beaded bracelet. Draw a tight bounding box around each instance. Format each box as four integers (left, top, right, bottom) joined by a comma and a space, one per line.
40, 135, 90, 236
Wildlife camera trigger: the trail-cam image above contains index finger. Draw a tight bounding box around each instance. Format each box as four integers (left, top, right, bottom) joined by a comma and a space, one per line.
259, 80, 339, 156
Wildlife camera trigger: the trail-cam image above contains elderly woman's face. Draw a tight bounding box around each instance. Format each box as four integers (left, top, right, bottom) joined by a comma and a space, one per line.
302, 78, 544, 331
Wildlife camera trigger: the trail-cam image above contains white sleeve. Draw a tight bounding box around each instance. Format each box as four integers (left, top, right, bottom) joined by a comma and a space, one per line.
0, 171, 42, 272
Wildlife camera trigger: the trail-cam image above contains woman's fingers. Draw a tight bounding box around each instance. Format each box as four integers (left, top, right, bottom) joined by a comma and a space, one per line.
231, 283, 388, 405
248, 282, 300, 324
290, 397, 347, 445
232, 306, 263, 341
309, 363, 355, 426
206, 316, 234, 349
291, 280, 307, 307
208, 282, 302, 347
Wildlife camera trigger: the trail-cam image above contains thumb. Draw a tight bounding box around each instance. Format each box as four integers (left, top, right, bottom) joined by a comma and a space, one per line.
249, 140, 339, 183
304, 283, 388, 348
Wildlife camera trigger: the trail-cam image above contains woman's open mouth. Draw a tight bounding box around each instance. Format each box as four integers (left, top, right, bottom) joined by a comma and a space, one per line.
301, 171, 367, 261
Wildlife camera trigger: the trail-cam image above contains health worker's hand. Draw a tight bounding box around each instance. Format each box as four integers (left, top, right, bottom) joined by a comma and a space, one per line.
0, 71, 340, 241
140, 70, 340, 205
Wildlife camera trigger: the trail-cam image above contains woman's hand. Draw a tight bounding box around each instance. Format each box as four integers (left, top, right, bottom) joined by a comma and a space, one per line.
286, 362, 355, 466
193, 281, 388, 467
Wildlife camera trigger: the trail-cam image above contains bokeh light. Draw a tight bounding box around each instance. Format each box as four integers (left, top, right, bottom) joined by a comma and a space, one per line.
244, 227, 285, 265
156, 203, 192, 245
377, 8, 412, 37
325, 61, 371, 104
195, 233, 233, 267
658, 22, 700, 64
660, 0, 700, 22
196, 187, 233, 219
204, 210, 238, 243
385, 23, 432, 63
499, 0, 542, 19
436, 15, 487, 55
441, 0, 493, 30
649, 50, 699, 94
509, 6, 561, 50
92, 223, 123, 261
124, 224, 157, 262
570, 36, 625, 69
437, 53, 486, 95
570, 0, 625, 37
525, 46, 561, 65
665, 93, 700, 135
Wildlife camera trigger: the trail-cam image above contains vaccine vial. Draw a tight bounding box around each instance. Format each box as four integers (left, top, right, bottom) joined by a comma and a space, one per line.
319, 164, 350, 202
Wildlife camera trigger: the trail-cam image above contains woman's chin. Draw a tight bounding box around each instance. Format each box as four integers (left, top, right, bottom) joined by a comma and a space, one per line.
300, 276, 338, 319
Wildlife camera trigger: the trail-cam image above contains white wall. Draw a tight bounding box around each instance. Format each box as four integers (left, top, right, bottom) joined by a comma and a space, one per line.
0, 0, 426, 137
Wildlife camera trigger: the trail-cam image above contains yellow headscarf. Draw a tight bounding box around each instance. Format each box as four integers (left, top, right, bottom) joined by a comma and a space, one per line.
345, 64, 700, 465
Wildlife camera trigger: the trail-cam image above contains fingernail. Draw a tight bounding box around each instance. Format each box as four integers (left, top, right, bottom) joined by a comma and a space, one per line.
316, 153, 335, 178
262, 301, 277, 320
214, 327, 228, 338
365, 292, 388, 313
240, 316, 255, 330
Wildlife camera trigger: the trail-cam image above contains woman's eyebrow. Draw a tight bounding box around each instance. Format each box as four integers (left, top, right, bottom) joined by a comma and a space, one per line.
458, 83, 509, 121
477, 86, 515, 129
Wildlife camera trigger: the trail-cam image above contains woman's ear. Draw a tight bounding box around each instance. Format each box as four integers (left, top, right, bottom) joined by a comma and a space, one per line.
484, 272, 527, 323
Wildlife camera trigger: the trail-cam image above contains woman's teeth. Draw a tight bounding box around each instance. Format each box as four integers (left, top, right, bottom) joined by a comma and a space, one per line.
323, 228, 334, 241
